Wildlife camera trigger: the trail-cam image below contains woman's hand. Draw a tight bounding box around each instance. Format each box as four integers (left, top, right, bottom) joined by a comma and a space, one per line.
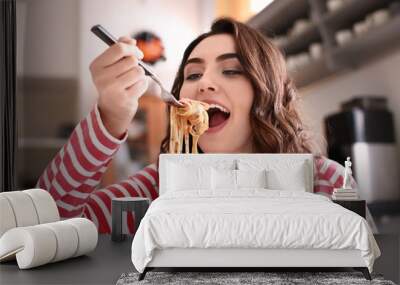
90, 36, 148, 139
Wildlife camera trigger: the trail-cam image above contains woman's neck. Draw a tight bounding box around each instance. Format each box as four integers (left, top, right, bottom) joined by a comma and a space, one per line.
231, 138, 253, 153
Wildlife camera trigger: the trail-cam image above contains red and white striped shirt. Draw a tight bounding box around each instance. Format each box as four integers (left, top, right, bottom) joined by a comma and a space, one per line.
37, 105, 353, 234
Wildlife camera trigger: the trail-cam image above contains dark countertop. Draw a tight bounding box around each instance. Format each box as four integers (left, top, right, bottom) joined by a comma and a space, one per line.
0, 234, 399, 285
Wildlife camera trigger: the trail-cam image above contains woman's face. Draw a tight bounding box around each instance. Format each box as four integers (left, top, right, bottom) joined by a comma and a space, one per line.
180, 34, 254, 153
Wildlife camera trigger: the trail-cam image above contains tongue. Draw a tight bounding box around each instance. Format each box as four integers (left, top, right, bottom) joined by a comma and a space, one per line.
209, 112, 227, 128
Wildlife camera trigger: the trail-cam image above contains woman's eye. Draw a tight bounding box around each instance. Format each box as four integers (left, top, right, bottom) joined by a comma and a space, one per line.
185, 73, 202, 81
222, 69, 242, 76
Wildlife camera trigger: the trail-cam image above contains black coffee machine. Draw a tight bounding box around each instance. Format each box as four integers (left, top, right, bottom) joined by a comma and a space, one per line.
325, 96, 400, 216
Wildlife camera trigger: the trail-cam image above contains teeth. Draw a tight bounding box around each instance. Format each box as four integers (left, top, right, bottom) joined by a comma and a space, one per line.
208, 103, 230, 114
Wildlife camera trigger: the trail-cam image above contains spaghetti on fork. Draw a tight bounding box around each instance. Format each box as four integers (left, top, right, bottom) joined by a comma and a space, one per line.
169, 98, 209, 154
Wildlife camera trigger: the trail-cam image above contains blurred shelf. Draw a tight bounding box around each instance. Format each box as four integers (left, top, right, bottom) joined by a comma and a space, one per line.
331, 14, 400, 68
247, 0, 400, 88
322, 0, 393, 31
247, 0, 309, 36
279, 24, 321, 55
289, 57, 334, 88
248, 0, 317, 56
19, 138, 67, 148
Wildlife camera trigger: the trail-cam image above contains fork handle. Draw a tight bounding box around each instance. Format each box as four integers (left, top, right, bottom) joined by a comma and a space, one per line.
91, 24, 155, 77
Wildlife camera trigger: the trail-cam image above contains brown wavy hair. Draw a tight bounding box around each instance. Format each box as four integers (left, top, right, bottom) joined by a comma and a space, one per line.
160, 17, 317, 155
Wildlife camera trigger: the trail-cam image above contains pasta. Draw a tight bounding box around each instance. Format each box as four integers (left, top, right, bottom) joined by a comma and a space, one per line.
169, 98, 209, 154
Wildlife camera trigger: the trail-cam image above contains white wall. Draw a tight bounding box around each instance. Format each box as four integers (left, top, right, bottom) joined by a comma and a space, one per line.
78, 0, 215, 118
299, 49, 400, 160
20, 0, 79, 78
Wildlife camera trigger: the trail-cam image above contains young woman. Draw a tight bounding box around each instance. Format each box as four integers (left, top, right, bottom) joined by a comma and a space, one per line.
37, 18, 352, 233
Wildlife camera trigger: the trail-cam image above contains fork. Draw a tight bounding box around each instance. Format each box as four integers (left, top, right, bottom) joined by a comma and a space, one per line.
91, 24, 184, 108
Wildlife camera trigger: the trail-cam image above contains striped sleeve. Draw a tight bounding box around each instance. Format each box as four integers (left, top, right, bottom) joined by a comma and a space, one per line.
36, 104, 128, 220
83, 163, 159, 234
313, 156, 357, 198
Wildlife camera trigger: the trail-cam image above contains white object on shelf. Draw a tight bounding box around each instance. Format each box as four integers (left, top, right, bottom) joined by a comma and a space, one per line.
286, 52, 311, 70
371, 9, 390, 27
309, 43, 323, 59
297, 52, 311, 66
353, 21, 370, 37
353, 9, 391, 38
286, 56, 297, 71
272, 35, 288, 47
364, 14, 375, 31
327, 0, 344, 12
335, 29, 353, 46
289, 19, 312, 37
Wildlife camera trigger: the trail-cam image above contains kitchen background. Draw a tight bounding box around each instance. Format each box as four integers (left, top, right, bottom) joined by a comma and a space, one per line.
16, 0, 400, 234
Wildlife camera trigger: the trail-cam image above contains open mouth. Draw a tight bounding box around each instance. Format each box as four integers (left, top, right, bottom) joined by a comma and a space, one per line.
207, 104, 231, 131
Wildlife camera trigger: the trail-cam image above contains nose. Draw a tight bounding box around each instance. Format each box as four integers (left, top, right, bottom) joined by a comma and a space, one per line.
199, 86, 216, 93
198, 74, 218, 94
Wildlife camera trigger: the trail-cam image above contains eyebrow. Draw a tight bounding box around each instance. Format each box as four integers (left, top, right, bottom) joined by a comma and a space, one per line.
184, 53, 239, 66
